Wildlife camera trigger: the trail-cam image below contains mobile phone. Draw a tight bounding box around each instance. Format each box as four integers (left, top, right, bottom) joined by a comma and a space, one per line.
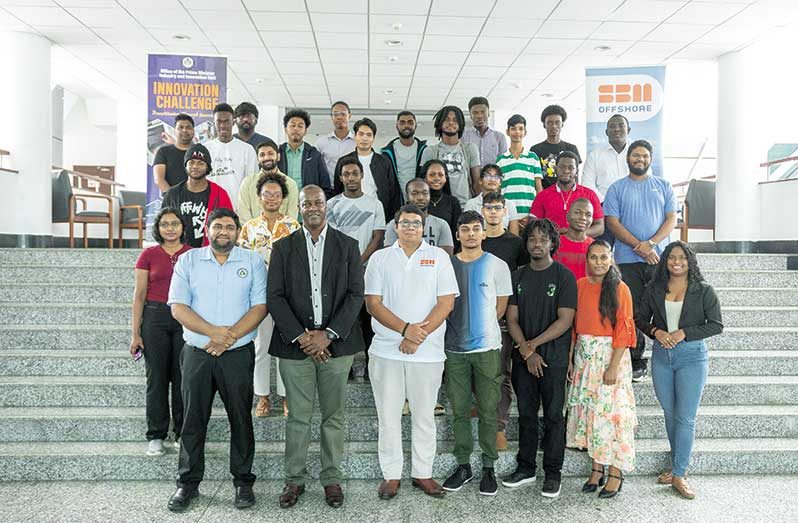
133, 348, 143, 361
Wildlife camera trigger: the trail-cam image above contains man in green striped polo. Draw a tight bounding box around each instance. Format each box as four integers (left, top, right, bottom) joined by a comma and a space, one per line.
496, 114, 542, 226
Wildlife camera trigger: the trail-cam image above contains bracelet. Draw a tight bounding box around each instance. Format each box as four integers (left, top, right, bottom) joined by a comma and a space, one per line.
651, 327, 659, 337
401, 322, 410, 337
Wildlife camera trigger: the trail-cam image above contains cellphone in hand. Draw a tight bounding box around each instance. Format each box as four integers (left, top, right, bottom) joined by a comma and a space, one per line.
133, 349, 143, 361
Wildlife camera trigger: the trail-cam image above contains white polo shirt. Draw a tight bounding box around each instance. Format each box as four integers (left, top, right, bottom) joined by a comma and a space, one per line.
365, 240, 459, 363
581, 143, 628, 202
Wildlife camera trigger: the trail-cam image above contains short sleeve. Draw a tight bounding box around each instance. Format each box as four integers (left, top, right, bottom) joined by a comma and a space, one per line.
663, 180, 677, 213
249, 252, 267, 306
588, 188, 604, 219
383, 221, 397, 247
437, 221, 454, 247
435, 251, 460, 297
364, 251, 385, 295
612, 282, 637, 349
238, 220, 253, 249
494, 257, 513, 297
557, 265, 578, 310
528, 151, 542, 178
466, 143, 481, 168
602, 182, 620, 218
167, 253, 192, 306
135, 248, 152, 270
569, 143, 582, 163
373, 199, 386, 230
419, 145, 434, 166
153, 146, 168, 166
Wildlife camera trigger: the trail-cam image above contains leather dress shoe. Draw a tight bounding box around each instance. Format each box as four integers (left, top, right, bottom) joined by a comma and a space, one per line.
411, 478, 445, 498
279, 484, 305, 509
167, 487, 198, 513
234, 485, 256, 509
324, 484, 344, 508
378, 479, 401, 500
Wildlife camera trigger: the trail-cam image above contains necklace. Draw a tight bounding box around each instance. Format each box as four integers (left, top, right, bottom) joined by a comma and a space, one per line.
559, 184, 575, 211
430, 193, 444, 207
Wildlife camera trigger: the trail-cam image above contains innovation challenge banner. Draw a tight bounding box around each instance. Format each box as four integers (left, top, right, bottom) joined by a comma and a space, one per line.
145, 53, 227, 231
585, 65, 666, 177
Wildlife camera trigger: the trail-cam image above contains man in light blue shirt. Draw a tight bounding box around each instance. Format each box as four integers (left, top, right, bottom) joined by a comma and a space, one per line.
603, 139, 677, 381
166, 207, 267, 513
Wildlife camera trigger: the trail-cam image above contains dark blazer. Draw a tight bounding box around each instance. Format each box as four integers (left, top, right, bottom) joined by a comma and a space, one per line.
277, 142, 333, 197
267, 226, 364, 359
332, 149, 403, 224
636, 280, 723, 342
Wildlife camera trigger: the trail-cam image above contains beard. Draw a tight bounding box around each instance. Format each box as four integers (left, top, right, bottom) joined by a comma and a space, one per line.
238, 122, 253, 131
442, 129, 458, 137
211, 237, 235, 253
259, 160, 276, 171
398, 127, 415, 138
628, 163, 649, 176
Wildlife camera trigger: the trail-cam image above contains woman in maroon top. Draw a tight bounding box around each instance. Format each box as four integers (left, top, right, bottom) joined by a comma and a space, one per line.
131, 207, 191, 457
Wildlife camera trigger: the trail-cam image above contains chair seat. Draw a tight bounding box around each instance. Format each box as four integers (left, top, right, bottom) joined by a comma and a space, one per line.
76, 211, 110, 218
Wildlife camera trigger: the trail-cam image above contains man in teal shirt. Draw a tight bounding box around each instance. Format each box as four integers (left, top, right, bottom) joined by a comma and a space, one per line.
277, 108, 332, 197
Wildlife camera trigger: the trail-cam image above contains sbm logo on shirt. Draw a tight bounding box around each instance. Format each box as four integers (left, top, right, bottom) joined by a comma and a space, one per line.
237, 268, 248, 278
419, 259, 436, 267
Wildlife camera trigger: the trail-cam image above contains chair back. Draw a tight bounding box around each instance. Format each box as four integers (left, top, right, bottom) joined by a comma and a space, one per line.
684, 179, 716, 227
120, 190, 146, 223
51, 170, 73, 222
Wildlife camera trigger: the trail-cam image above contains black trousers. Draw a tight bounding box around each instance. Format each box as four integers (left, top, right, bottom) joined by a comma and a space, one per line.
511, 361, 567, 481
177, 342, 256, 489
619, 262, 657, 371
141, 302, 184, 441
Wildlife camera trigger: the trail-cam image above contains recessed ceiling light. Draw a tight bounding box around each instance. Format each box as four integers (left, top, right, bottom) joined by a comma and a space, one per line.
172, 34, 191, 41
541, 93, 554, 98
511, 82, 522, 89
255, 78, 264, 84
385, 39, 403, 47
384, 99, 392, 104
384, 89, 394, 95
388, 56, 399, 63
594, 45, 611, 52
392, 22, 403, 31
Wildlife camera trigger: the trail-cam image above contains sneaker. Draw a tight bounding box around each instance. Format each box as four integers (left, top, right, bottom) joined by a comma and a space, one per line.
402, 400, 411, 416
632, 367, 649, 382
541, 478, 561, 498
442, 464, 473, 492
170, 436, 181, 451
146, 439, 165, 456
501, 469, 536, 488
434, 403, 446, 416
479, 468, 498, 496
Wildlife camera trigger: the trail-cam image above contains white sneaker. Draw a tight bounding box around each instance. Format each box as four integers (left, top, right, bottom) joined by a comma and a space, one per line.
146, 439, 165, 456
169, 436, 181, 451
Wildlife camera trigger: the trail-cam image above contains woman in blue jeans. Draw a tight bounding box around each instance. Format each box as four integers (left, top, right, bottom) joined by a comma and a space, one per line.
635, 241, 723, 499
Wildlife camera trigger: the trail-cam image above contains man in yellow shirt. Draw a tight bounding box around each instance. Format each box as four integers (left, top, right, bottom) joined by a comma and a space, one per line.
237, 138, 299, 222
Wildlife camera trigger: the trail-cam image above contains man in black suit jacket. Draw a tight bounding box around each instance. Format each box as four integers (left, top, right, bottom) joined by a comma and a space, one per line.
267, 184, 364, 510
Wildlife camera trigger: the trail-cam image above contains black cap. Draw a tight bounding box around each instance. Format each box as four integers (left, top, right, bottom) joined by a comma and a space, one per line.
184, 143, 212, 173
235, 102, 259, 119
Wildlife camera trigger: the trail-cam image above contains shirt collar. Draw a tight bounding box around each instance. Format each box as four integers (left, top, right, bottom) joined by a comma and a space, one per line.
391, 238, 429, 252
328, 131, 354, 141
199, 245, 243, 262
287, 142, 304, 153
555, 183, 579, 194
606, 143, 628, 155
303, 223, 328, 244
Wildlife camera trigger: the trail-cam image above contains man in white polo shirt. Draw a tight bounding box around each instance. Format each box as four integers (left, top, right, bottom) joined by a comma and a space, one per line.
365, 204, 459, 501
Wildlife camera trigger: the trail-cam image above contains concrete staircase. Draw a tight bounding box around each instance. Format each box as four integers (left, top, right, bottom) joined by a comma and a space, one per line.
0, 249, 797, 481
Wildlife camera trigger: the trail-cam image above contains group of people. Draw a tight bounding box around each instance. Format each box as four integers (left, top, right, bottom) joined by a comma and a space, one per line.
131, 97, 724, 513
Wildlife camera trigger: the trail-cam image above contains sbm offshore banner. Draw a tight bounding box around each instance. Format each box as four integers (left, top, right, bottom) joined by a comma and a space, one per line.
585, 66, 666, 177
145, 54, 227, 230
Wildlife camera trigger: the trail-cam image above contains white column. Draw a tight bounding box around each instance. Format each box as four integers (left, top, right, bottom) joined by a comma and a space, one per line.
0, 31, 52, 240
115, 93, 147, 192
716, 51, 763, 241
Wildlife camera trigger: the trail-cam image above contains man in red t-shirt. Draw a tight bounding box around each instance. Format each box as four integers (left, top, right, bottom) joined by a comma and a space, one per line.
529, 151, 604, 238
553, 198, 594, 280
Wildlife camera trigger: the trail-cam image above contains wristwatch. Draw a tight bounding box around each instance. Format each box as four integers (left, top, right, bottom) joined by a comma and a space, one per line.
325, 329, 339, 341
647, 240, 657, 248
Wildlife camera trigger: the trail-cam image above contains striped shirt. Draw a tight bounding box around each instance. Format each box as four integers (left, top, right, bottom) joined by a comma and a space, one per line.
497, 149, 542, 215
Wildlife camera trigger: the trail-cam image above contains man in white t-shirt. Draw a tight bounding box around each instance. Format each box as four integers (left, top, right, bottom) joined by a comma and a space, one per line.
204, 103, 259, 206
464, 163, 521, 236
365, 204, 459, 501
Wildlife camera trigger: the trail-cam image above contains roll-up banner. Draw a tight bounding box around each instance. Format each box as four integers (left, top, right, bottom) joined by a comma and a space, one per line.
585, 65, 666, 177
146, 54, 227, 232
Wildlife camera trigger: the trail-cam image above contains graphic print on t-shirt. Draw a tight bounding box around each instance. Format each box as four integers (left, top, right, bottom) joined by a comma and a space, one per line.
540, 152, 558, 181
180, 199, 207, 241
441, 148, 465, 183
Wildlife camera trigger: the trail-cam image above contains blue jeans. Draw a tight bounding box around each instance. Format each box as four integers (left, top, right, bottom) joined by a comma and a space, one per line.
651, 339, 708, 477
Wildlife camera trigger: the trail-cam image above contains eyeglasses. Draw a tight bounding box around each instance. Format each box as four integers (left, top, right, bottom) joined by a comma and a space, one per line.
210, 224, 238, 233
261, 191, 283, 199
482, 204, 505, 211
482, 174, 502, 181
397, 220, 423, 229
159, 220, 183, 229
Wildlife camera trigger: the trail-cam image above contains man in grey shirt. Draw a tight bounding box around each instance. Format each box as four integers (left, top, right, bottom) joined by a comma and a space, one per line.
315, 101, 356, 186
384, 178, 453, 254
382, 111, 427, 193
462, 96, 507, 169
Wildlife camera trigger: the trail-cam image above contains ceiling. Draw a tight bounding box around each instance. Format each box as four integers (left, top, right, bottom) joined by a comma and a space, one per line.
1, 0, 796, 112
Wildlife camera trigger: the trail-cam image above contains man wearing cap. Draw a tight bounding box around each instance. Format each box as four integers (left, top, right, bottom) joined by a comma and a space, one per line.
234, 101, 272, 151
161, 143, 235, 247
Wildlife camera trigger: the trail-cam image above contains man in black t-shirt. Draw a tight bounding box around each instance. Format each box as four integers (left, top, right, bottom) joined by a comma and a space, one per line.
153, 113, 195, 193
503, 218, 576, 499
234, 102, 271, 151
530, 105, 581, 190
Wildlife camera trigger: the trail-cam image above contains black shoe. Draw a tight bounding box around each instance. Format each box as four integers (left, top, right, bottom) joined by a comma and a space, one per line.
234, 485, 256, 509
442, 464, 473, 492
348, 368, 356, 381
582, 466, 606, 493
167, 487, 198, 512
501, 469, 536, 488
599, 472, 624, 499
541, 478, 561, 498
363, 368, 369, 381
632, 367, 649, 382
479, 468, 498, 496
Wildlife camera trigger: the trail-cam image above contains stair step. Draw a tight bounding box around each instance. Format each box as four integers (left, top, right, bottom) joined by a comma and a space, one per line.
0, 283, 134, 304
702, 270, 798, 288
0, 405, 794, 443
694, 254, 789, 271
715, 288, 798, 307
0, 376, 796, 408
0, 438, 795, 481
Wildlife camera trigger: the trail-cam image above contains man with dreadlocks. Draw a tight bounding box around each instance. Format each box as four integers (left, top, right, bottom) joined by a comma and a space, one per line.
419, 105, 481, 206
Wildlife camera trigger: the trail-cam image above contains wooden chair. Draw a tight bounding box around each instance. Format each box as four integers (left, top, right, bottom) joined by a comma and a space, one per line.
51, 170, 114, 248
118, 190, 146, 248
676, 179, 715, 242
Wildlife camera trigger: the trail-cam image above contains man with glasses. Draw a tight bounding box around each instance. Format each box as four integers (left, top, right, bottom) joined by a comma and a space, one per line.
166, 208, 267, 512
365, 204, 459, 500
464, 163, 521, 236
316, 101, 356, 187
267, 185, 365, 510
384, 179, 454, 254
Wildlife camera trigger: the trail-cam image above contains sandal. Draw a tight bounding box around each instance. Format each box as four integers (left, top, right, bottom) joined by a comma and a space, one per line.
255, 395, 270, 417
657, 470, 673, 484
671, 476, 696, 500
582, 465, 605, 493
282, 397, 289, 417
598, 471, 624, 499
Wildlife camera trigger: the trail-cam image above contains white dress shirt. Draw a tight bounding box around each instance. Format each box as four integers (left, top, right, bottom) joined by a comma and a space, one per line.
303, 224, 327, 327
581, 143, 628, 202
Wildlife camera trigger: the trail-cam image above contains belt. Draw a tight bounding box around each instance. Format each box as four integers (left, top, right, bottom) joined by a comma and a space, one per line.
187, 341, 254, 352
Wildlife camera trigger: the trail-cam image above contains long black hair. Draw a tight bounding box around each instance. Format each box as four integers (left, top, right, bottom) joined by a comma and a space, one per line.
588, 240, 621, 328
651, 240, 704, 292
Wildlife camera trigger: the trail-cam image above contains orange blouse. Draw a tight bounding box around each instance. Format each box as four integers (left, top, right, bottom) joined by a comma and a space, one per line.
574, 277, 637, 349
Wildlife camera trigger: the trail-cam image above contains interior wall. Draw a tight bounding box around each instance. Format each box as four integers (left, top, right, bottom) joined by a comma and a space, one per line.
61, 91, 117, 169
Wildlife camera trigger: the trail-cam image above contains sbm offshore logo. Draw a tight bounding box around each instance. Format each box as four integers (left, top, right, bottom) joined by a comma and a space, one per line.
586, 73, 664, 122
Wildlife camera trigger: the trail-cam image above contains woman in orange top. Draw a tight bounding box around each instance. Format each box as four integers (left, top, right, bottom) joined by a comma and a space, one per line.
566, 240, 637, 499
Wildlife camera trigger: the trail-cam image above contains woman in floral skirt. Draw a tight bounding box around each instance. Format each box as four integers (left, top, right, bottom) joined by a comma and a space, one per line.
566, 240, 637, 498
